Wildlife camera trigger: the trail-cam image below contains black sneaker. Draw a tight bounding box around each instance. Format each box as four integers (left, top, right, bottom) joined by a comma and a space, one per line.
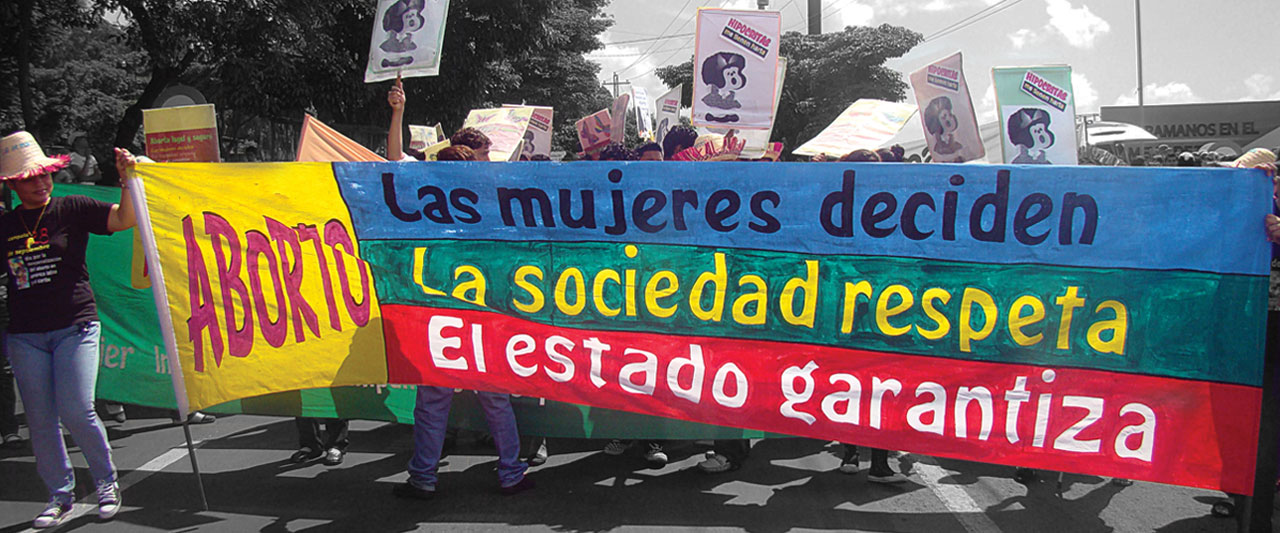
289, 447, 323, 463
500, 476, 536, 496
1014, 467, 1037, 484
393, 482, 436, 501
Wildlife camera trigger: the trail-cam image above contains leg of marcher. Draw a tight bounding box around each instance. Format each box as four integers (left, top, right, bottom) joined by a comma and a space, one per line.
8, 332, 75, 504
50, 323, 116, 486
0, 332, 21, 440
291, 418, 324, 462
475, 391, 530, 491
326, 419, 350, 451
406, 386, 454, 490
867, 448, 906, 483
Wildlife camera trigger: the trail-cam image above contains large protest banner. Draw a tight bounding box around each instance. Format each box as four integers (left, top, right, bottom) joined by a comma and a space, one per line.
134, 160, 1270, 494
993, 65, 1079, 165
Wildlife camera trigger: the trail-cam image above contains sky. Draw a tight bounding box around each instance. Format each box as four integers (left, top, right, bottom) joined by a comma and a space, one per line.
588, 0, 1280, 123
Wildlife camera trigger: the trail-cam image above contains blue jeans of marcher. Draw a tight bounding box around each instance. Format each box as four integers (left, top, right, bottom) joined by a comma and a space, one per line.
407, 386, 526, 490
8, 321, 115, 504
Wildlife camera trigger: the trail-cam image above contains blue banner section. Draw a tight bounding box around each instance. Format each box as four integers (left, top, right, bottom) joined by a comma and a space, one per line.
332, 161, 1272, 276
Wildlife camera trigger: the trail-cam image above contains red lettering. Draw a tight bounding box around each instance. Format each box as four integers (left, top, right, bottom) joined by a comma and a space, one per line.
325, 220, 372, 327
297, 223, 342, 331
205, 213, 253, 358
266, 217, 320, 343
183, 216, 223, 372
246, 230, 289, 347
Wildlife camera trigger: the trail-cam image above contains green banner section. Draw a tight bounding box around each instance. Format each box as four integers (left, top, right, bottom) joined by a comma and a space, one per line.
68, 183, 767, 438
367, 238, 1266, 386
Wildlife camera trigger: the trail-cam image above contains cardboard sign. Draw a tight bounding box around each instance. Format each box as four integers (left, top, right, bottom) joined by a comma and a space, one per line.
408, 124, 443, 151
632, 87, 655, 140
503, 105, 554, 159
910, 52, 985, 163
610, 93, 630, 145
993, 65, 1079, 165
655, 84, 684, 145
691, 9, 781, 130
461, 107, 534, 161
576, 109, 612, 157
701, 56, 788, 159
142, 104, 221, 163
793, 99, 917, 157
365, 0, 451, 82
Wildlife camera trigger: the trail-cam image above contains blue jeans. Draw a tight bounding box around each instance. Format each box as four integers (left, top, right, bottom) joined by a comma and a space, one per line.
9, 322, 115, 504
408, 386, 526, 489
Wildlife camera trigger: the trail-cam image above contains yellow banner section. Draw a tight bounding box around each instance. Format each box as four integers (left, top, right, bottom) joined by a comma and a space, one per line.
136, 162, 387, 411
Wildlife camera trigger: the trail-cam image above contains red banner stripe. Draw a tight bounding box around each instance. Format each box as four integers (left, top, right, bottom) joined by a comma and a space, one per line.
382, 304, 1260, 494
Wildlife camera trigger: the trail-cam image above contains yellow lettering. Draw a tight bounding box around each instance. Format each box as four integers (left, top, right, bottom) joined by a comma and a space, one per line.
959, 287, 996, 352
512, 265, 544, 313
690, 253, 727, 322
644, 271, 679, 318
452, 265, 487, 306
554, 268, 586, 316
1008, 295, 1046, 346
1087, 300, 1128, 355
732, 274, 768, 325
841, 281, 873, 334
780, 260, 819, 328
1054, 286, 1085, 350
875, 284, 914, 336
592, 269, 621, 317
916, 288, 951, 340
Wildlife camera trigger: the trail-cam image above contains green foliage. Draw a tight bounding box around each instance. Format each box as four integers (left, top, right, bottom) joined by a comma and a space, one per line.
655, 24, 922, 159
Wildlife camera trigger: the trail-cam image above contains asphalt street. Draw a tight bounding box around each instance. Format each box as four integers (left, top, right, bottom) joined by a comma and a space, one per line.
0, 405, 1268, 532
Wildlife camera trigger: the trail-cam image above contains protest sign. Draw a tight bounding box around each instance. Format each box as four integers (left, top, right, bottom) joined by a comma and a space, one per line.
365, 0, 450, 82
408, 124, 443, 151
296, 114, 386, 162
503, 105, 554, 159
910, 52, 985, 163
702, 57, 788, 159
609, 93, 630, 144
462, 107, 534, 161
576, 108, 612, 157
142, 104, 221, 163
135, 160, 1270, 494
993, 65, 1079, 165
793, 99, 917, 157
691, 9, 781, 130
632, 87, 655, 140
655, 84, 684, 145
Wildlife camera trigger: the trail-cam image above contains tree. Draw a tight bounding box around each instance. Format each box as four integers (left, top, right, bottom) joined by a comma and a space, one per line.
656, 23, 922, 158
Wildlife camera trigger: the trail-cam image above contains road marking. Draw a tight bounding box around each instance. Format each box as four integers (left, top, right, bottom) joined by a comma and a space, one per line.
913, 456, 1003, 533
18, 440, 201, 532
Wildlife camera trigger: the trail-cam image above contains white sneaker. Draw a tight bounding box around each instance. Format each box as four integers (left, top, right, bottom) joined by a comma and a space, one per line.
33, 500, 71, 528
643, 443, 668, 465
697, 453, 735, 473
603, 439, 628, 456
97, 480, 121, 520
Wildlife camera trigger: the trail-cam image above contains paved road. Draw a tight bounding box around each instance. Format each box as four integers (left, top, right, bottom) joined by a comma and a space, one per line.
0, 405, 1266, 532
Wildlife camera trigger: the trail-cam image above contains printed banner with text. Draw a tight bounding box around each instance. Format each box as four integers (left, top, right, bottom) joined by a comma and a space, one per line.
134, 161, 1271, 494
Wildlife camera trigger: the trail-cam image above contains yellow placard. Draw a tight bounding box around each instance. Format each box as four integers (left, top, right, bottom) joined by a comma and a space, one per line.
135, 162, 387, 410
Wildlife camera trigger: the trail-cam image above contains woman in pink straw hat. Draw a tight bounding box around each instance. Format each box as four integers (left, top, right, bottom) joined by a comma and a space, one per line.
0, 131, 138, 528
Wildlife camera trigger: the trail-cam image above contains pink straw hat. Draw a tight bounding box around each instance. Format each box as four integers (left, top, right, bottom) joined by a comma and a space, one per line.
0, 131, 70, 181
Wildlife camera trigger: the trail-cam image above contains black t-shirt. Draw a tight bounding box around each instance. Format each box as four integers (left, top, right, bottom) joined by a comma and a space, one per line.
0, 195, 113, 333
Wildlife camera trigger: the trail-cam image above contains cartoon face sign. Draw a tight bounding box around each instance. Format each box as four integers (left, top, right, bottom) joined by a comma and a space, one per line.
722, 65, 745, 91
401, 7, 424, 32
1027, 122, 1052, 150
1006, 107, 1056, 164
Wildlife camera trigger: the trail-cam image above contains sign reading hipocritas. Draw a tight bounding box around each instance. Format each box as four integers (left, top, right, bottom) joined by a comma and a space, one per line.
335, 162, 1270, 277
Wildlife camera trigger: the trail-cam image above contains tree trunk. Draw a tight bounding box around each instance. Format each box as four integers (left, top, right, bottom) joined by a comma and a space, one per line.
106, 66, 176, 184
17, 0, 35, 132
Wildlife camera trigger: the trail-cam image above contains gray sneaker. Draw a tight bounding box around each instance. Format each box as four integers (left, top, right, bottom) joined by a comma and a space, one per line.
33, 500, 72, 528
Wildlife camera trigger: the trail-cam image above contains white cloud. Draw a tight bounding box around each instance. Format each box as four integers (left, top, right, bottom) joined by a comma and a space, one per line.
838, 3, 875, 27
1045, 0, 1110, 48
1008, 28, 1035, 49
1113, 82, 1202, 106
1071, 72, 1098, 113
920, 0, 957, 11
979, 84, 996, 122
1244, 73, 1280, 101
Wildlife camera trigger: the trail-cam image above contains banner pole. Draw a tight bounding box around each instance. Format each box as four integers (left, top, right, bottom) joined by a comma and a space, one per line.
1242, 309, 1279, 532
126, 169, 208, 509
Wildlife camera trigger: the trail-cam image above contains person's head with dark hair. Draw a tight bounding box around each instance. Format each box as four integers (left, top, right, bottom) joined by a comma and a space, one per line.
875, 145, 905, 163
1130, 155, 1146, 167
636, 142, 663, 161
923, 96, 957, 139
1006, 108, 1055, 153
450, 127, 491, 161
404, 147, 426, 161
530, 154, 552, 161
436, 145, 476, 161
840, 149, 881, 162
598, 142, 635, 162
701, 52, 748, 93
662, 126, 698, 159
1176, 151, 1199, 167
